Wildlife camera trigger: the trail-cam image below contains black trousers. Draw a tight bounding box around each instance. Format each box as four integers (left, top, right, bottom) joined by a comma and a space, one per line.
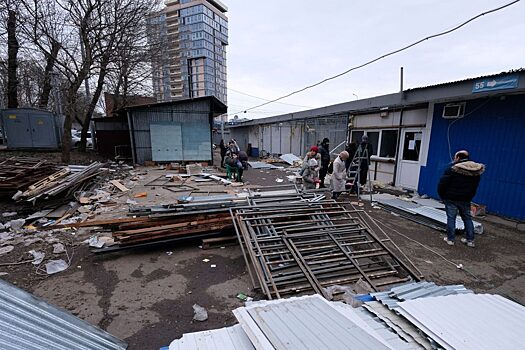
319, 166, 328, 187
359, 165, 368, 186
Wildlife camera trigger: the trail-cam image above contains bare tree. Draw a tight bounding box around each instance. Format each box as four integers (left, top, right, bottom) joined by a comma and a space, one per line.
3, 0, 159, 160
78, 0, 157, 151
20, 0, 107, 162
38, 39, 60, 109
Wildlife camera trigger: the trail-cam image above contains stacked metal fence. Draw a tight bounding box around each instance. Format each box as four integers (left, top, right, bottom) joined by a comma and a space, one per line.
231, 200, 421, 299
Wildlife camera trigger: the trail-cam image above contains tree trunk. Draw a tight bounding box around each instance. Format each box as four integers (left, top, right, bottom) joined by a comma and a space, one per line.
61, 91, 76, 163
39, 41, 60, 110
61, 71, 89, 163
7, 10, 19, 109
79, 57, 110, 152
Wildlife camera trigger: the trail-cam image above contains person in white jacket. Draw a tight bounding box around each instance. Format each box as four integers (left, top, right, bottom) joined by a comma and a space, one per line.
330, 151, 350, 200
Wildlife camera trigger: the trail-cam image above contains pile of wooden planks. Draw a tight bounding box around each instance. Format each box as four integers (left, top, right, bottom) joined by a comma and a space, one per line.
58, 210, 233, 248
13, 162, 107, 202
113, 212, 232, 246
0, 157, 59, 197
54, 188, 322, 252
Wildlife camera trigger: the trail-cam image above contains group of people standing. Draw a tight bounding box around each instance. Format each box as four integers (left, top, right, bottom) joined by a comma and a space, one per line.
217, 135, 484, 248
300, 136, 374, 199
299, 137, 484, 248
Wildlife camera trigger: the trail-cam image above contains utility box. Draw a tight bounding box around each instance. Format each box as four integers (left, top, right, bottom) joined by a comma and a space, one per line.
1, 108, 63, 149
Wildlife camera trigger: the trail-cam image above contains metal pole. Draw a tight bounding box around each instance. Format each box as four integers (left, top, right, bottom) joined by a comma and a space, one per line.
400, 66, 404, 92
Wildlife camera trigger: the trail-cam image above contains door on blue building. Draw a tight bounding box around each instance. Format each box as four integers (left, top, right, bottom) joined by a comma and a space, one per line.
396, 128, 423, 190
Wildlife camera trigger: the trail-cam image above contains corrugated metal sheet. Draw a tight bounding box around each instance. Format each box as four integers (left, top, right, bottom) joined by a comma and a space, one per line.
406, 68, 524, 91
362, 302, 433, 350
248, 161, 282, 169
0, 279, 127, 350
330, 302, 421, 350
371, 281, 472, 310
418, 94, 525, 220
409, 206, 483, 234
396, 294, 525, 350
233, 295, 392, 350
279, 153, 301, 165
169, 324, 254, 350
128, 100, 213, 164
371, 194, 483, 233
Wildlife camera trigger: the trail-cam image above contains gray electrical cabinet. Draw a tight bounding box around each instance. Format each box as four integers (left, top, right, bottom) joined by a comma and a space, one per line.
1, 108, 63, 149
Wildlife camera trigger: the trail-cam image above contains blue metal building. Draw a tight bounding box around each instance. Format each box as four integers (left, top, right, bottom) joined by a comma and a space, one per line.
419, 93, 525, 220
225, 68, 524, 220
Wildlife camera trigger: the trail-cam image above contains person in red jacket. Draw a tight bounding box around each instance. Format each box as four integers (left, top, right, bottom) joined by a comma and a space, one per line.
438, 150, 485, 247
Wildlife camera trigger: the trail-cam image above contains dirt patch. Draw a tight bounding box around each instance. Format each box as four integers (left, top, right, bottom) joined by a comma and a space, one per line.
144, 268, 171, 283
357, 202, 525, 305
124, 251, 252, 350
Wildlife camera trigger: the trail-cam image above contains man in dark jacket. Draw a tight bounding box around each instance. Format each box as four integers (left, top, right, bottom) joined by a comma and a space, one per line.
318, 138, 330, 188
438, 150, 485, 247
357, 135, 373, 186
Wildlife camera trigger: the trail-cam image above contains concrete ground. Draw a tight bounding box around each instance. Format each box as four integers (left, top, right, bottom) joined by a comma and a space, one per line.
1, 154, 524, 349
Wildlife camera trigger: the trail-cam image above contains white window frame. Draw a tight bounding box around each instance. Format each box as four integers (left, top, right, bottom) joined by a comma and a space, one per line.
350, 129, 399, 160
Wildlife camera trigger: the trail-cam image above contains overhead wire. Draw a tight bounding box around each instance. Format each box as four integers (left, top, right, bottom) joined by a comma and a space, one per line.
228, 0, 521, 117
228, 87, 313, 109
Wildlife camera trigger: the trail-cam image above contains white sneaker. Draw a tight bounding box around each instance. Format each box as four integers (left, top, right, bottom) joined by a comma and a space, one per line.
444, 237, 454, 246
460, 238, 475, 248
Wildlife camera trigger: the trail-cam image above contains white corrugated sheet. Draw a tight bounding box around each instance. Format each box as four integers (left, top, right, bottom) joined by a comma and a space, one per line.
396, 294, 525, 350
166, 285, 524, 350
362, 301, 433, 350
331, 302, 422, 350
169, 325, 254, 350
233, 295, 393, 350
369, 193, 483, 234
279, 154, 301, 165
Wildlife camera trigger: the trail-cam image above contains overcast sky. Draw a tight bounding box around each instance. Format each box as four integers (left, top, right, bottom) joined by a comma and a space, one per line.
225, 0, 524, 119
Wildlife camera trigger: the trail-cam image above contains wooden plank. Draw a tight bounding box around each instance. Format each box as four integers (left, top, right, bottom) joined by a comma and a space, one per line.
49, 217, 148, 228
114, 217, 228, 236
116, 223, 230, 245
110, 180, 130, 192
117, 213, 230, 230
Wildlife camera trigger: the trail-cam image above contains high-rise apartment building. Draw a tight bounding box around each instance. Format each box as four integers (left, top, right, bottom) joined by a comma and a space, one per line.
148, 0, 228, 104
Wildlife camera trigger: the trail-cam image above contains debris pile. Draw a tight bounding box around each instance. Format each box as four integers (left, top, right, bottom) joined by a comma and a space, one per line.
0, 158, 58, 197
0, 160, 137, 275
55, 187, 322, 252
13, 162, 107, 202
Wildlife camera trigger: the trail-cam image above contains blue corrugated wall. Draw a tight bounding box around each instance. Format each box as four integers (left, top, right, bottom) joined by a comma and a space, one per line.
418, 94, 525, 220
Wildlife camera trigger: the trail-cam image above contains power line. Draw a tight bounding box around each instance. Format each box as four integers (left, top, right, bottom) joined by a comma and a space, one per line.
229, 0, 521, 116
228, 87, 313, 108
